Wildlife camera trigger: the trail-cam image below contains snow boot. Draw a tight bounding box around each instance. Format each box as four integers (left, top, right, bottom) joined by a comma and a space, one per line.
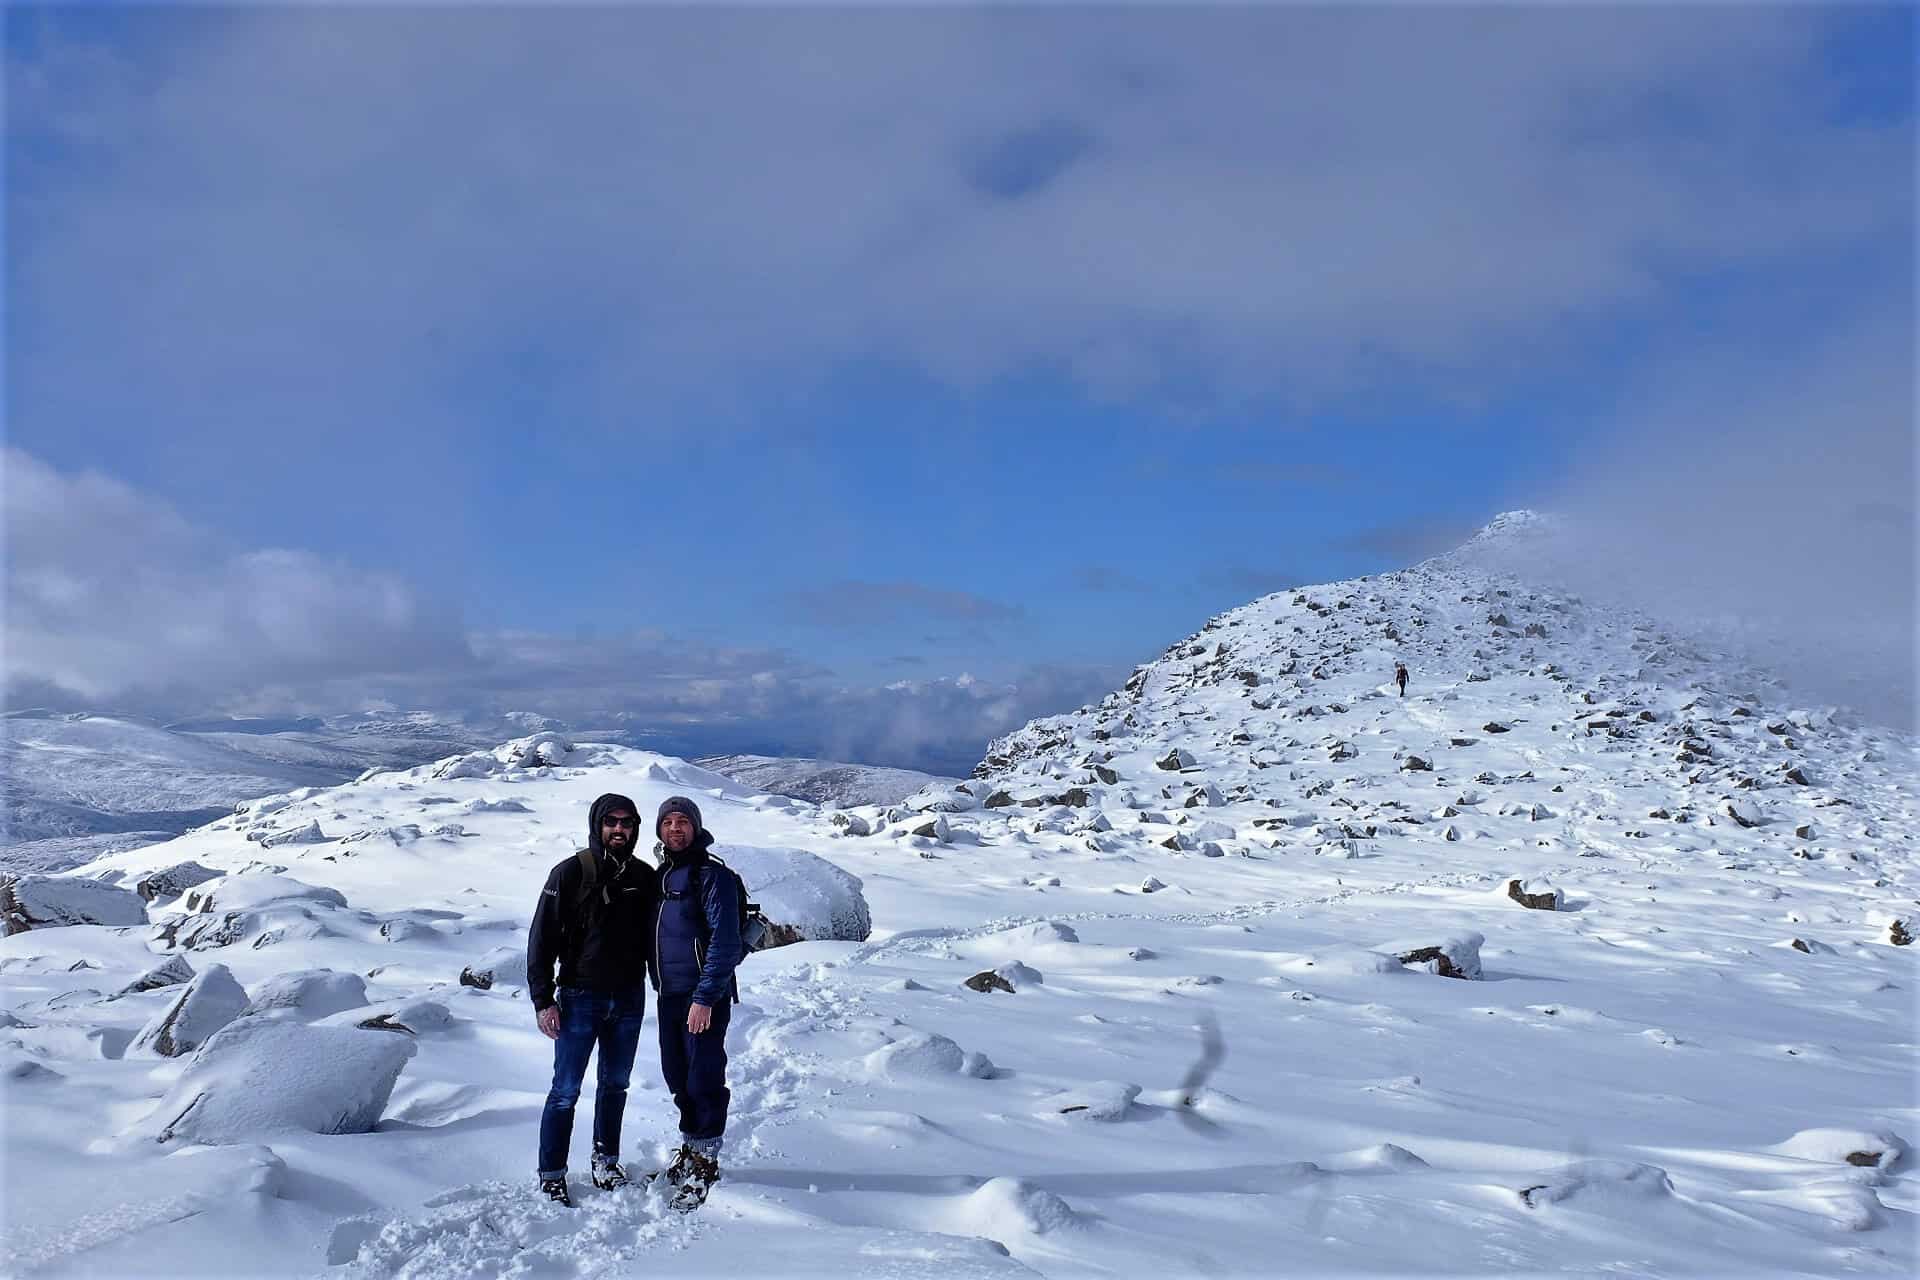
591, 1152, 630, 1191
668, 1148, 721, 1213
539, 1176, 573, 1208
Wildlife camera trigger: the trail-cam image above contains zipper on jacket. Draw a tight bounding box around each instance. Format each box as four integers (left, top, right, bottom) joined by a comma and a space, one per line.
652, 861, 667, 992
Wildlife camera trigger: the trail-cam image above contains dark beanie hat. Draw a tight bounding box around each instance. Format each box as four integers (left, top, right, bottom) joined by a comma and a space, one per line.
656, 795, 703, 838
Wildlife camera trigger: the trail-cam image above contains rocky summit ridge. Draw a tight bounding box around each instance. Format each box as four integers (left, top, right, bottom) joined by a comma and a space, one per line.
865, 511, 1917, 944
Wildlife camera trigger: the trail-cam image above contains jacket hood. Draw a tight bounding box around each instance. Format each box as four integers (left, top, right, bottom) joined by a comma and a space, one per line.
587, 792, 641, 860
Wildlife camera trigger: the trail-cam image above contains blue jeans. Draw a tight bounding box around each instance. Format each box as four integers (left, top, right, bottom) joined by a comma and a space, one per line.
536, 986, 646, 1179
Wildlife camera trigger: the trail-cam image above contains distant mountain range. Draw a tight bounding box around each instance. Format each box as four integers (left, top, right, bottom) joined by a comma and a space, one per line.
0, 707, 950, 874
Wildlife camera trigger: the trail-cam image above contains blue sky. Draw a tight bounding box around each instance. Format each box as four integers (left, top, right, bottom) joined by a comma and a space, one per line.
6, 4, 1913, 769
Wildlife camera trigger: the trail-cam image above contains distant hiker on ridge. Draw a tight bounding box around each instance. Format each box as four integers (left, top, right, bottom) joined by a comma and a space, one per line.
527, 793, 655, 1206
648, 795, 747, 1211
1395, 663, 1409, 697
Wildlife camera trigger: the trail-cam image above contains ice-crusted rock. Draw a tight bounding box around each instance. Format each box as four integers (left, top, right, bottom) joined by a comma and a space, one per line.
242, 969, 369, 1021
135, 861, 221, 904
132, 1018, 417, 1144
130, 963, 250, 1058
1, 874, 147, 935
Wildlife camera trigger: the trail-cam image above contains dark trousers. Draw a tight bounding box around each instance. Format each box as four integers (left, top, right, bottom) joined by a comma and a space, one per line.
537, 986, 646, 1178
657, 990, 731, 1142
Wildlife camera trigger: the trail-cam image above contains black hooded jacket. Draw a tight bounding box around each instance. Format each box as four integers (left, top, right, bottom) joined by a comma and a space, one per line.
526, 793, 656, 1011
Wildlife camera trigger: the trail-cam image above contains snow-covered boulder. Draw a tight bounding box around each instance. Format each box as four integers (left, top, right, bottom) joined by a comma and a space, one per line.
828, 811, 873, 837
132, 1018, 416, 1145
130, 963, 250, 1058
159, 874, 350, 951
459, 945, 528, 990
957, 1178, 1079, 1237
1517, 1160, 1673, 1208
135, 861, 221, 904
1722, 797, 1764, 828
864, 1031, 967, 1079
181, 874, 348, 916
1768, 1128, 1908, 1171
503, 732, 575, 768
1391, 932, 1484, 980
1044, 1081, 1141, 1121
1, 873, 147, 935
718, 845, 871, 945
242, 969, 369, 1021
322, 997, 453, 1036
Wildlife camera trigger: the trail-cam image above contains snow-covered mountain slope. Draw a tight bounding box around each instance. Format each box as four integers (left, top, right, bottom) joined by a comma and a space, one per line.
696, 754, 952, 807
3, 518, 1916, 1278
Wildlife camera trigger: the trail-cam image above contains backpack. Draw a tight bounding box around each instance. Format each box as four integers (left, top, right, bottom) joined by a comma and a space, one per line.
701, 854, 774, 954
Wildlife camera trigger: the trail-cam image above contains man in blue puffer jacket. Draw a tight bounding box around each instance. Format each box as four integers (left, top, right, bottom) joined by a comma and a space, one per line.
647, 795, 745, 1210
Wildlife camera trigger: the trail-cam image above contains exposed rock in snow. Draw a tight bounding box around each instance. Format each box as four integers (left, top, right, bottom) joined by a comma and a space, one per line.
1505, 878, 1563, 911
242, 968, 369, 1021
117, 953, 196, 996
0, 873, 147, 935
1392, 932, 1484, 979
829, 811, 873, 837
132, 1018, 416, 1144
963, 970, 1015, 994
458, 945, 528, 990
135, 861, 221, 903
130, 963, 250, 1057
257, 820, 328, 848
907, 814, 953, 843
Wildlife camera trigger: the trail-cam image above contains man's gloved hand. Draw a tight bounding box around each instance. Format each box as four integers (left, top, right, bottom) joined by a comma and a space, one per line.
538, 1005, 561, 1039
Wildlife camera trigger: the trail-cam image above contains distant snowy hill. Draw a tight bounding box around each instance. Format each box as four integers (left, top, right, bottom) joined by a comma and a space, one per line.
3, 513, 1915, 1278
0, 709, 563, 873
695, 754, 951, 807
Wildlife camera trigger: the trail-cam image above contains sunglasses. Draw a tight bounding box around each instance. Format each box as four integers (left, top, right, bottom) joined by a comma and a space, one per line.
601, 816, 640, 829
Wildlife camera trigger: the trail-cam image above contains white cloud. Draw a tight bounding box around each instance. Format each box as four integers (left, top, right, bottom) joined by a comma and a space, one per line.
2, 451, 1117, 770
10, 4, 1905, 458
2, 449, 472, 702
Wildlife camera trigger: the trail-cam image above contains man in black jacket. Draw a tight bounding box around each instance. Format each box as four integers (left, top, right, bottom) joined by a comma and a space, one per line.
527, 792, 654, 1206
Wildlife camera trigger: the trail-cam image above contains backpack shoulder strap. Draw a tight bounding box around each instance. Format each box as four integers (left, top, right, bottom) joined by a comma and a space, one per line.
572, 848, 599, 912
